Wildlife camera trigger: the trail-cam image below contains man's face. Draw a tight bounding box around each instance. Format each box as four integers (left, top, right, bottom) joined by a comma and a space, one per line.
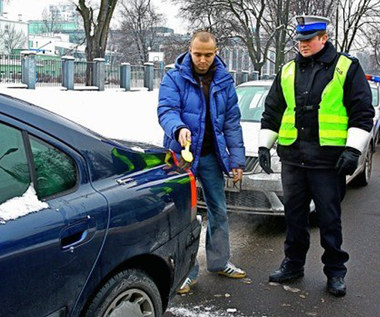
189, 38, 217, 74
298, 34, 328, 57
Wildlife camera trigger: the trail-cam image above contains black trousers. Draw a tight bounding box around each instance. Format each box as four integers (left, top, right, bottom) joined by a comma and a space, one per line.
281, 163, 349, 278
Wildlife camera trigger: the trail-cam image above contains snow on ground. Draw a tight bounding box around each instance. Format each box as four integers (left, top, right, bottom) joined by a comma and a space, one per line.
168, 305, 246, 317
0, 184, 49, 223
0, 86, 164, 146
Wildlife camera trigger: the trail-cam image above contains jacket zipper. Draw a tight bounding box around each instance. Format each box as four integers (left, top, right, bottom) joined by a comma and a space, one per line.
196, 80, 206, 169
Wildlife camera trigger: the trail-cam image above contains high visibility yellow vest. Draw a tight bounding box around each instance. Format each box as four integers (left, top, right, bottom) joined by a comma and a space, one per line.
278, 54, 352, 146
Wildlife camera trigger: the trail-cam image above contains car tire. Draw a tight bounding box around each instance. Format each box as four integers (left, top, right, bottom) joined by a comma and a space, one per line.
352, 148, 373, 187
84, 269, 163, 317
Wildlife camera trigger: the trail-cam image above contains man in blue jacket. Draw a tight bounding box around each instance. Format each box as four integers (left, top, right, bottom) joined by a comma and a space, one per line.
158, 31, 246, 294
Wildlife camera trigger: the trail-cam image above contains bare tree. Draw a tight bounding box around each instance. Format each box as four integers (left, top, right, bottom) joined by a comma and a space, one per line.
118, 0, 165, 64
284, 0, 380, 56
173, 0, 282, 74
266, 0, 295, 73
41, 8, 61, 34
334, 0, 380, 53
293, 0, 336, 16
75, 0, 119, 85
173, 0, 328, 74
160, 34, 189, 64
170, 0, 221, 36
363, 25, 380, 72
0, 24, 27, 54
282, 0, 336, 66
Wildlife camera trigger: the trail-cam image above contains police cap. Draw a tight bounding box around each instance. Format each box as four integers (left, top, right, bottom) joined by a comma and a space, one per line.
295, 15, 330, 41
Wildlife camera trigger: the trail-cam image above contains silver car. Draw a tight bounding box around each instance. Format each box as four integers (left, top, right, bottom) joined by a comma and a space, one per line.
197, 80, 379, 215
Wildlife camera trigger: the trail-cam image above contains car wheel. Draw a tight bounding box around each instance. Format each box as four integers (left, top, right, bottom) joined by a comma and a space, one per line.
352, 148, 373, 186
84, 269, 162, 317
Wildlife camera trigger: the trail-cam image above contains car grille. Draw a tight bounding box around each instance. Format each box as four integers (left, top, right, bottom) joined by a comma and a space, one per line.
244, 156, 258, 173
197, 187, 271, 209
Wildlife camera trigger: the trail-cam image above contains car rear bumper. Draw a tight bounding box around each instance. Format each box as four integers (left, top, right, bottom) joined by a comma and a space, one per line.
197, 172, 286, 216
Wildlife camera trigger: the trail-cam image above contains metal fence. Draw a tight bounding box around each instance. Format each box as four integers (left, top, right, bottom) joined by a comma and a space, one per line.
36, 56, 62, 87
74, 61, 89, 86
0, 54, 22, 83
154, 68, 165, 89
235, 72, 244, 86
0, 53, 257, 89
105, 63, 120, 88
131, 65, 144, 88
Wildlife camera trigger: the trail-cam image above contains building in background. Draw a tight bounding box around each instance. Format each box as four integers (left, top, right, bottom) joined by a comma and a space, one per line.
48, 4, 79, 22
28, 3, 84, 45
219, 45, 276, 79
27, 33, 87, 59
261, 50, 276, 79
28, 20, 83, 44
0, 12, 28, 54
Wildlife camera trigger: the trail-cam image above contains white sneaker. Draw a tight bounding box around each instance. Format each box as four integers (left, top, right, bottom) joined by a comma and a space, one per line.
218, 262, 246, 279
177, 277, 197, 294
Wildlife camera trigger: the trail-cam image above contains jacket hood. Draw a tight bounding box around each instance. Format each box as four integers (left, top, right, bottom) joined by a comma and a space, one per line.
174, 52, 232, 84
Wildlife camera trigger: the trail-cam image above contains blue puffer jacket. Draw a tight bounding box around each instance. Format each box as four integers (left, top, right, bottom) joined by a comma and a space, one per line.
157, 52, 245, 174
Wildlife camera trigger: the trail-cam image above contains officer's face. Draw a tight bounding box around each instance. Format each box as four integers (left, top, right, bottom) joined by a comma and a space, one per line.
189, 38, 217, 74
298, 34, 328, 57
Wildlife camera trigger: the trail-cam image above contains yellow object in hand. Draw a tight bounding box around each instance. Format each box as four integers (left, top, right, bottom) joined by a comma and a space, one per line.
181, 140, 193, 163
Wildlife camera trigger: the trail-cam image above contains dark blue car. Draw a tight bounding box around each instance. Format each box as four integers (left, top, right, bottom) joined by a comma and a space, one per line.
0, 93, 201, 317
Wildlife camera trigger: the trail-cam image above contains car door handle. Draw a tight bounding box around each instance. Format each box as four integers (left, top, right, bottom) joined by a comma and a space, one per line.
60, 217, 96, 250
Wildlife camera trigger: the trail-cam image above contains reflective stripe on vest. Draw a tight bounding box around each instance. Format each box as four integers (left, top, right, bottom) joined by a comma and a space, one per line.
278, 55, 352, 146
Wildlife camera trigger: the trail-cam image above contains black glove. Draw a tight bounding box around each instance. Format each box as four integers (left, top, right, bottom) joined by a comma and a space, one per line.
335, 147, 361, 176
258, 147, 273, 174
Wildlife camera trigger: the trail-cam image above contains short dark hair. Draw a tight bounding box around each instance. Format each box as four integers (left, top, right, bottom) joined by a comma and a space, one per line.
317, 30, 327, 38
190, 31, 217, 47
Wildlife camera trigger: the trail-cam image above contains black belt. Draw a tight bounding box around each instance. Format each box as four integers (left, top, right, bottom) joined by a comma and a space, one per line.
294, 105, 320, 112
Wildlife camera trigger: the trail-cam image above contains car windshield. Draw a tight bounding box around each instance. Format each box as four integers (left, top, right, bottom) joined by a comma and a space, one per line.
236, 85, 270, 122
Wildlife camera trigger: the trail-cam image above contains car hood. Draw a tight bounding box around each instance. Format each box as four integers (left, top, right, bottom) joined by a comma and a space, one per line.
241, 121, 260, 157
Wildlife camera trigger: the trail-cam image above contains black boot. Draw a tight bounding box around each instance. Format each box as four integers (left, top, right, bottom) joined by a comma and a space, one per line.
269, 258, 304, 283
327, 276, 346, 297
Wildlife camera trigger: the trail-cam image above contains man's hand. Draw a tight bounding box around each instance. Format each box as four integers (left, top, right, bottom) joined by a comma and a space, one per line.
335, 147, 361, 176
178, 128, 191, 147
258, 147, 273, 174
232, 168, 243, 183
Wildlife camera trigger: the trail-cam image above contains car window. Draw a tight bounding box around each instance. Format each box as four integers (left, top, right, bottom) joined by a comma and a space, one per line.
30, 136, 77, 199
236, 85, 269, 122
371, 86, 378, 107
0, 123, 30, 204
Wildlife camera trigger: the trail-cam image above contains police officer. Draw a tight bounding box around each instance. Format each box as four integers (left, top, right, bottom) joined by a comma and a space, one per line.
258, 15, 374, 297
